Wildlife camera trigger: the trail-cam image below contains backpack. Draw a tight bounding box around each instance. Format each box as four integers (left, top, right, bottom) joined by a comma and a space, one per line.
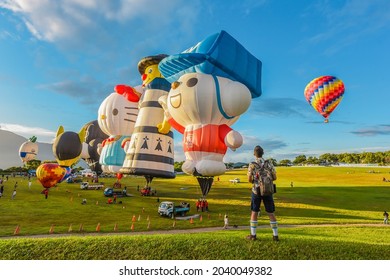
252, 160, 275, 196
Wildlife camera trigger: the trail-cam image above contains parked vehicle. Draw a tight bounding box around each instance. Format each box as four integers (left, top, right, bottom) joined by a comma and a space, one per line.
229, 178, 240, 183
80, 182, 105, 190
140, 186, 156, 196
67, 176, 83, 183
103, 187, 128, 197
158, 201, 190, 218
80, 169, 97, 177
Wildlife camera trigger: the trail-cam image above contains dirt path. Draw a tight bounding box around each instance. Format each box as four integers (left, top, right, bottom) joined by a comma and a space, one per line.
1, 223, 387, 240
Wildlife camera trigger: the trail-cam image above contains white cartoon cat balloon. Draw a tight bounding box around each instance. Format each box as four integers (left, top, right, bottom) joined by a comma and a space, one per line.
97, 85, 139, 173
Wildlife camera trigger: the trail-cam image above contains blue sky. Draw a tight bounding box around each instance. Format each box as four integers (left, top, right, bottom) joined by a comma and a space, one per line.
0, 0, 389, 164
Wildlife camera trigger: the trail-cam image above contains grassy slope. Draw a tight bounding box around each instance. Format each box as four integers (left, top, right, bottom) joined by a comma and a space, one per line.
1, 166, 390, 259
1, 227, 389, 260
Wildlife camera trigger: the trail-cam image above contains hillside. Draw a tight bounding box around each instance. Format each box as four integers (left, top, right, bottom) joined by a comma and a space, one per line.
0, 129, 55, 169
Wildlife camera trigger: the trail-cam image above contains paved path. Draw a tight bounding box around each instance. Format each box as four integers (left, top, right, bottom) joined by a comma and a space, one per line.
1, 223, 387, 240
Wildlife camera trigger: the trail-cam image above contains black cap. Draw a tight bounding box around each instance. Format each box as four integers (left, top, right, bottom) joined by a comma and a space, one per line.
137, 54, 168, 75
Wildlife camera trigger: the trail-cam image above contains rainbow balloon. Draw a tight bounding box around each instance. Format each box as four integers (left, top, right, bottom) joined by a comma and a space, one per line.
304, 76, 345, 122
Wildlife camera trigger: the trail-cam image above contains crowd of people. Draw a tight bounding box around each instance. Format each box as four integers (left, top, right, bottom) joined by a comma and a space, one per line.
195, 198, 209, 212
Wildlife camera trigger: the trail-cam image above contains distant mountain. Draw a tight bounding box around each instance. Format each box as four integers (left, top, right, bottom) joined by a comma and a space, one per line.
0, 129, 55, 169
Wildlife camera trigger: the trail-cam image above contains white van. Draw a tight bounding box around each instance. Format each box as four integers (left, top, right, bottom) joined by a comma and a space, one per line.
81, 169, 96, 177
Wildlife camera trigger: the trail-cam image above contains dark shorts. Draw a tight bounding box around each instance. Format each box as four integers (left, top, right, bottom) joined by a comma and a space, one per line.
251, 192, 275, 213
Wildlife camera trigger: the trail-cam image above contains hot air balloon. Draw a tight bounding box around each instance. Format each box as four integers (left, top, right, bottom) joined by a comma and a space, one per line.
36, 163, 66, 189
158, 72, 251, 197
158, 31, 258, 197
120, 55, 176, 183
80, 120, 109, 175
116, 173, 123, 181
53, 126, 85, 167
304, 76, 345, 123
97, 85, 139, 173
58, 166, 72, 183
19, 136, 38, 163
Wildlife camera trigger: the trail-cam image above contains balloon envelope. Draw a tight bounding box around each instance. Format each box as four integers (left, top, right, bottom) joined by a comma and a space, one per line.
52, 126, 84, 167
116, 173, 123, 180
159, 30, 262, 98
58, 166, 72, 183
36, 163, 65, 188
304, 76, 345, 121
81, 120, 109, 174
19, 137, 38, 162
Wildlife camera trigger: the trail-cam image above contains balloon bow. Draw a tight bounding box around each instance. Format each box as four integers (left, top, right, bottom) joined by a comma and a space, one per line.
115, 84, 140, 102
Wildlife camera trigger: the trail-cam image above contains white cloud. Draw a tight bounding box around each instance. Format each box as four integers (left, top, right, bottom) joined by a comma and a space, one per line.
0, 123, 56, 143
0, 0, 199, 45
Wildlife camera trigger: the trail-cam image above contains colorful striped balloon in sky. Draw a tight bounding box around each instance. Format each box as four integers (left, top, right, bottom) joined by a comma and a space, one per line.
304, 76, 345, 123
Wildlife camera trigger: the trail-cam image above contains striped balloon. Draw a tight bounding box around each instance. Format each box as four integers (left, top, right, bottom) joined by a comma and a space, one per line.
304, 76, 345, 122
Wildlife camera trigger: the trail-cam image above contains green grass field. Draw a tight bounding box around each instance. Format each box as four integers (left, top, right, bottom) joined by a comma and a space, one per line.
1, 166, 390, 259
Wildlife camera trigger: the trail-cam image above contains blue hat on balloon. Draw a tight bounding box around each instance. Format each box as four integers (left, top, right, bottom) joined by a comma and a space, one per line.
158, 30, 262, 99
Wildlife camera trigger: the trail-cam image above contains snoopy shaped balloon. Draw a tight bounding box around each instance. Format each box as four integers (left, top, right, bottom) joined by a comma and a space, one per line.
159, 72, 251, 177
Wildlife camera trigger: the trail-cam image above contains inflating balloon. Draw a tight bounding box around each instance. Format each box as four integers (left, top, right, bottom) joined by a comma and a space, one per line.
120, 55, 176, 181
19, 136, 38, 163
53, 126, 85, 167
36, 163, 65, 189
158, 31, 259, 198
159, 72, 250, 177
80, 120, 109, 175
97, 85, 139, 173
304, 76, 345, 122
116, 173, 123, 181
58, 166, 72, 183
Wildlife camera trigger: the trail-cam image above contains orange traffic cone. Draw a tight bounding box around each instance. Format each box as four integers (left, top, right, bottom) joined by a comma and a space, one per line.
199, 215, 203, 222
114, 223, 118, 231
68, 224, 73, 232
190, 217, 194, 224
132, 215, 136, 222
49, 224, 54, 234
131, 223, 134, 231
14, 225, 20, 235
96, 223, 101, 232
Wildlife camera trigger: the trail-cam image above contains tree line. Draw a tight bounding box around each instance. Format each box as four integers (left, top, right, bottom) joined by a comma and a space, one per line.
277, 151, 390, 166
2, 151, 389, 174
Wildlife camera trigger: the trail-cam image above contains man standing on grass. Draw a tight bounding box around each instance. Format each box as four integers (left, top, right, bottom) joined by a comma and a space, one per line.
247, 145, 279, 241
11, 188, 16, 200
384, 211, 389, 224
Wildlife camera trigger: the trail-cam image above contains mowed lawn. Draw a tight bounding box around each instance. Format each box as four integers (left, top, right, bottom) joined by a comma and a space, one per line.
1, 166, 390, 260
1, 166, 390, 236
